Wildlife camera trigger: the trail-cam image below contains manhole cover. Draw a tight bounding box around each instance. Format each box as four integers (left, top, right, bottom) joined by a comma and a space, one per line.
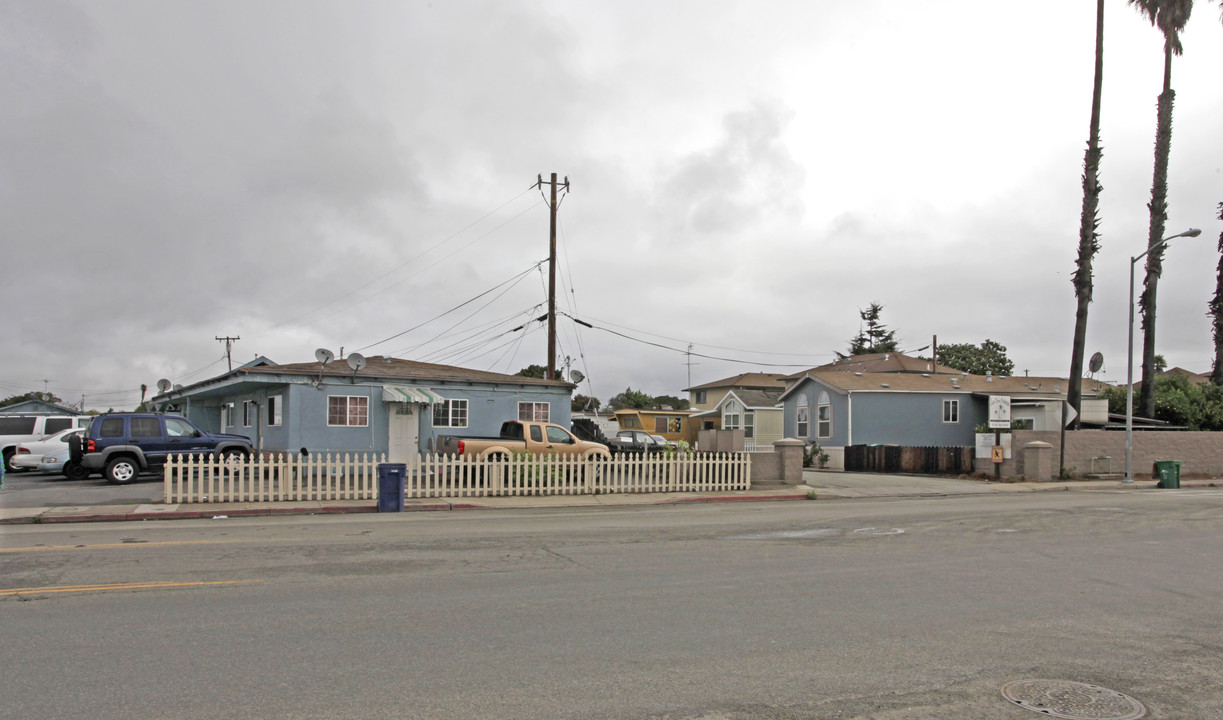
852, 527, 904, 536
1001, 679, 1145, 719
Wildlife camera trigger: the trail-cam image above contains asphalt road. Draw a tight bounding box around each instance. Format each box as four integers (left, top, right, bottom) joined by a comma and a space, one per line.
3, 490, 1221, 719
0, 468, 163, 507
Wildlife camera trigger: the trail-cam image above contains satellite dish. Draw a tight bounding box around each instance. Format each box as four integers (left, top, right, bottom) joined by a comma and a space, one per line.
315, 348, 334, 365
156, 378, 172, 393
570, 370, 585, 383
173, 384, 184, 391
347, 353, 366, 372
1088, 352, 1104, 374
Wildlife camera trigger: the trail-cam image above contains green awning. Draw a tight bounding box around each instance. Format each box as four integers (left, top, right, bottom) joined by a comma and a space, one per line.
381, 385, 446, 404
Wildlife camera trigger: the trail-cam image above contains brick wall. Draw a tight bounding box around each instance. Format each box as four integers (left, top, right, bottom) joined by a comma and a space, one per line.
1007, 430, 1223, 479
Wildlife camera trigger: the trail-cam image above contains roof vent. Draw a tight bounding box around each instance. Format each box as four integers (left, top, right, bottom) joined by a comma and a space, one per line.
854, 371, 864, 376
922, 373, 930, 378
880, 383, 890, 388
986, 372, 993, 382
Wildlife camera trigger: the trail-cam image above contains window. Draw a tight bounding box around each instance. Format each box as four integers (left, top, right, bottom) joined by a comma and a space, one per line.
221, 402, 234, 431
529, 425, 543, 442
242, 400, 256, 427
817, 391, 832, 439
1013, 418, 1034, 430
620, 415, 642, 429
432, 399, 468, 428
165, 418, 195, 437
796, 396, 809, 437
653, 416, 682, 434
327, 396, 369, 427
130, 417, 161, 438
0, 417, 36, 434
695, 390, 707, 404
744, 411, 755, 439
44, 418, 72, 434
723, 400, 741, 429
99, 417, 124, 438
545, 426, 572, 444
943, 399, 959, 423
267, 395, 282, 427
518, 402, 550, 422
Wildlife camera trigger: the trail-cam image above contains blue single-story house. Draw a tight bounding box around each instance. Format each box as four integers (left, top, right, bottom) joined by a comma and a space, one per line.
779, 371, 1075, 464
0, 398, 86, 416
147, 355, 576, 461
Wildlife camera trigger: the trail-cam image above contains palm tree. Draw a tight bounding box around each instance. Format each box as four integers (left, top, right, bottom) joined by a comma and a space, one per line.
1067, 0, 1106, 430
1210, 202, 1223, 384
1130, 0, 1194, 419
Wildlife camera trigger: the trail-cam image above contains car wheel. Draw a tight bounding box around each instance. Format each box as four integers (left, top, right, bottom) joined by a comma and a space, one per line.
220, 448, 248, 464
3, 451, 25, 474
63, 461, 89, 481
105, 456, 139, 484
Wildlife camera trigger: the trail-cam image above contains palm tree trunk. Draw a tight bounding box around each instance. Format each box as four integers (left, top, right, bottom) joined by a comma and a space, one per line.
1068, 0, 1105, 430
1211, 202, 1223, 385
1138, 46, 1175, 418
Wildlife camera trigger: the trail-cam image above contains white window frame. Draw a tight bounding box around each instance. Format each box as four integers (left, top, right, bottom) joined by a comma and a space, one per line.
327, 395, 369, 427
744, 410, 755, 439
723, 399, 741, 430
817, 391, 832, 439
942, 398, 960, 424
242, 400, 256, 427
518, 402, 550, 422
433, 399, 469, 428
796, 397, 809, 438
267, 395, 282, 427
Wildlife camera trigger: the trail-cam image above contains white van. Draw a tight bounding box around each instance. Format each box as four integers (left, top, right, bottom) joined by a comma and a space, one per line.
1, 415, 92, 472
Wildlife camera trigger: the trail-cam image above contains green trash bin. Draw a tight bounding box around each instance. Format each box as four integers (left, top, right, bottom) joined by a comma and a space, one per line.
1154, 460, 1182, 489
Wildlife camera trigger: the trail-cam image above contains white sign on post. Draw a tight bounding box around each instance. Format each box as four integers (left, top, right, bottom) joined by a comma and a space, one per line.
988, 395, 1011, 430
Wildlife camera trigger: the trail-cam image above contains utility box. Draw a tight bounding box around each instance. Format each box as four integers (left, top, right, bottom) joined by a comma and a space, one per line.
377, 463, 407, 512
1154, 460, 1182, 489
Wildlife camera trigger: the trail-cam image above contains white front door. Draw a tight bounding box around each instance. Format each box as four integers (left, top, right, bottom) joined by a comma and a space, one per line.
387, 404, 420, 463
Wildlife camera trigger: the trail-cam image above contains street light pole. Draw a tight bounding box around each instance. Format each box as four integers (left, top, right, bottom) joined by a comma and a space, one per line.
1125, 227, 1202, 483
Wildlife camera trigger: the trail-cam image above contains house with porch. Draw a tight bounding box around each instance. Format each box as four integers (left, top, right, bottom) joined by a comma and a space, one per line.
147, 355, 576, 462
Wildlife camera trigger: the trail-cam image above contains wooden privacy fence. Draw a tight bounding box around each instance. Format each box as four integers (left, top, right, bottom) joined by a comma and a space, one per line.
843, 445, 974, 475
164, 451, 752, 504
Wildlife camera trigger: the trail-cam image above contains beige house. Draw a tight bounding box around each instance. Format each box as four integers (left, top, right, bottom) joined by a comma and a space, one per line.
686, 373, 788, 413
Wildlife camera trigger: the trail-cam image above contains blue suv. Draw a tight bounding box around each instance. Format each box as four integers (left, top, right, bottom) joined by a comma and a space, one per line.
75, 413, 253, 484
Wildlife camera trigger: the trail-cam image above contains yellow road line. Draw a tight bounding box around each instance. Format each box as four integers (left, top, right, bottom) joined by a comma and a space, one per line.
0, 539, 291, 553
0, 580, 264, 596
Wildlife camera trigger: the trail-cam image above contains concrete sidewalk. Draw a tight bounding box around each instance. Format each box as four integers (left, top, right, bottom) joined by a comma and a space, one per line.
0, 472, 1214, 525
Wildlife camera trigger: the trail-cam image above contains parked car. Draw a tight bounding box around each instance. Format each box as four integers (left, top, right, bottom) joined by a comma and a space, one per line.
75, 413, 253, 484
608, 430, 667, 454
1, 414, 92, 472
436, 420, 610, 459
10, 428, 86, 472
36, 447, 93, 480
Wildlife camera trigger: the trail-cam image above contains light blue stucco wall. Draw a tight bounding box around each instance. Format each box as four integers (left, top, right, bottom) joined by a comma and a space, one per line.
781, 380, 850, 446
847, 392, 979, 446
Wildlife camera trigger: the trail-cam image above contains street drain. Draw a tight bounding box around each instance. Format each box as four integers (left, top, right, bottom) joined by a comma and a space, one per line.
1001, 679, 1145, 719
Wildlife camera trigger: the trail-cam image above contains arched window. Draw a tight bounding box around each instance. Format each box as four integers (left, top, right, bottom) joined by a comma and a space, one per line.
796, 395, 810, 437
723, 399, 741, 429
817, 391, 832, 439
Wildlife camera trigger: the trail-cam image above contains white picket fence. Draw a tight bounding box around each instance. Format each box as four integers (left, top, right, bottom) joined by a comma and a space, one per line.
163, 451, 752, 504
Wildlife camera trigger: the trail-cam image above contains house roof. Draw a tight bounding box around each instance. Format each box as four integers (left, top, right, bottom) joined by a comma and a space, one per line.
238, 355, 573, 387
0, 399, 85, 415
787, 352, 963, 378
692, 388, 783, 416
780, 371, 1080, 400
1162, 367, 1210, 385
685, 373, 789, 392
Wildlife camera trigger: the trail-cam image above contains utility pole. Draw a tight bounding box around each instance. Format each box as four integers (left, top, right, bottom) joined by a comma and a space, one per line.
686, 343, 699, 391
216, 335, 240, 372
535, 173, 569, 380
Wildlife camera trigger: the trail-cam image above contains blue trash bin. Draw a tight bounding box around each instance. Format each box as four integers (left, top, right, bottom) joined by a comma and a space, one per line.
377, 463, 406, 512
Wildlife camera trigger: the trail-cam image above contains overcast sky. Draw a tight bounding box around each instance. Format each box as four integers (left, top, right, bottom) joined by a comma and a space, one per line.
3, 1, 1221, 411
